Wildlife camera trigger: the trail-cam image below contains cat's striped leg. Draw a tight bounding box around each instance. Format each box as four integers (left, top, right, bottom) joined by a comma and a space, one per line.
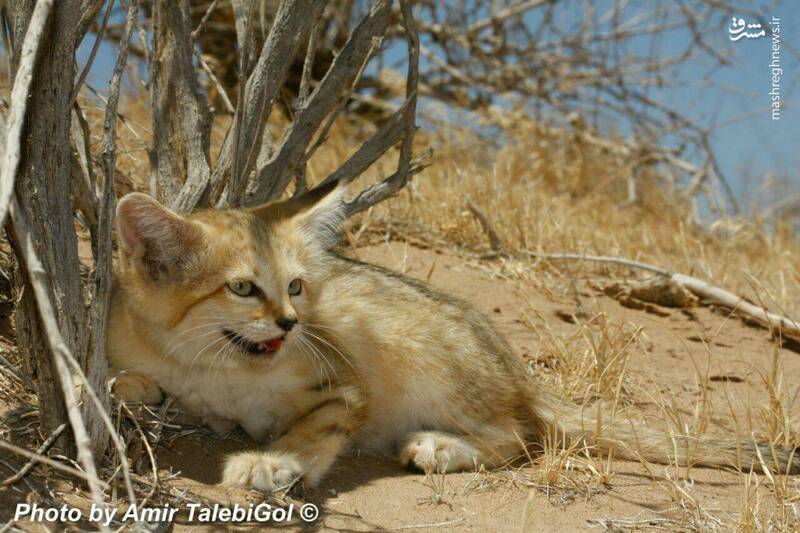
222, 385, 365, 491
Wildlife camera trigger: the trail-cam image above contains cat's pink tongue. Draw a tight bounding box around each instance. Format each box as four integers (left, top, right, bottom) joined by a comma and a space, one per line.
260, 337, 283, 353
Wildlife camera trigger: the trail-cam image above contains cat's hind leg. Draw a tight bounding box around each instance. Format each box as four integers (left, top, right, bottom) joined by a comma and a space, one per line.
399, 430, 524, 474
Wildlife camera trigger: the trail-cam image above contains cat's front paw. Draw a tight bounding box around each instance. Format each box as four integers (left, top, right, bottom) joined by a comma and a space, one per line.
222, 452, 302, 493
111, 372, 163, 404
400, 431, 479, 474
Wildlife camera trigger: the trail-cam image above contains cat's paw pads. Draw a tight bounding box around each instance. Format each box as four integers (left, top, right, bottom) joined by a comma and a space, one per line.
111, 372, 163, 404
400, 432, 478, 474
222, 452, 302, 492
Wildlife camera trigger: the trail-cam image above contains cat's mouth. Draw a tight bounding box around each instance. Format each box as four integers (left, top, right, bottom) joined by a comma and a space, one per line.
222, 329, 285, 355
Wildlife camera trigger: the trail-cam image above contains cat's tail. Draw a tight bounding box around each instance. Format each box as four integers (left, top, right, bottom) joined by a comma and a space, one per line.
531, 386, 800, 475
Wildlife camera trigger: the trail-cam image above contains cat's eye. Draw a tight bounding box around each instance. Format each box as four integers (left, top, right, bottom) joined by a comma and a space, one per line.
288, 278, 303, 296
227, 280, 257, 297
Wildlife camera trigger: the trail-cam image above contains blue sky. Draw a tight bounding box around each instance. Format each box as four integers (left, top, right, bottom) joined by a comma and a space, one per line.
510, 0, 800, 210
78, 1, 798, 213
649, 3, 799, 207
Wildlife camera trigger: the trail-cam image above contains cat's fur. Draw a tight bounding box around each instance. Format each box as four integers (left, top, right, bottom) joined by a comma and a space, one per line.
107, 183, 799, 492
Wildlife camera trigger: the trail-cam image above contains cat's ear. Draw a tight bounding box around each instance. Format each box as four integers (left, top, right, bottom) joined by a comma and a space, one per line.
116, 193, 205, 278
254, 180, 346, 250
289, 181, 347, 250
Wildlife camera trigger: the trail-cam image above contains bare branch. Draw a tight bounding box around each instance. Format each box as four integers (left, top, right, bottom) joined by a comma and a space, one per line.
196, 50, 235, 114
0, 437, 109, 491
76, 0, 106, 45
0, 0, 52, 230
320, 98, 413, 188
190, 0, 222, 40
241, 0, 394, 207
69, 105, 100, 251
300, 36, 380, 173
230, 0, 258, 74
64, 356, 137, 509
83, 0, 138, 469
71, 0, 115, 105
467, 0, 553, 34
5, 1, 89, 461
298, 15, 322, 106
342, 0, 422, 216
149, 0, 212, 211
7, 196, 108, 528
228, 0, 260, 209
394, 0, 420, 183
204, 0, 327, 207
293, 14, 325, 196
0, 423, 65, 487
344, 151, 430, 216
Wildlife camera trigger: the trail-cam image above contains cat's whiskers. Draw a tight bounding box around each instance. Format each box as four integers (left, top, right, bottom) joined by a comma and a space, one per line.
300, 333, 339, 378
163, 322, 231, 361
302, 328, 358, 378
297, 334, 351, 410
218, 337, 245, 374
163, 321, 227, 355
188, 335, 229, 372
195, 314, 256, 324
163, 316, 230, 341
164, 314, 279, 364
163, 329, 230, 364
209, 336, 237, 376
296, 335, 334, 390
303, 321, 346, 337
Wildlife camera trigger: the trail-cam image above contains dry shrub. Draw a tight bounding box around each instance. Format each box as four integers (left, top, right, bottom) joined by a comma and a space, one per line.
361, 113, 800, 321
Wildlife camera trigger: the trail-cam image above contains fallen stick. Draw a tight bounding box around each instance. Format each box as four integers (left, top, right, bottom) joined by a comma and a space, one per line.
466, 197, 503, 252
0, 423, 65, 487
0, 436, 109, 491
526, 252, 800, 341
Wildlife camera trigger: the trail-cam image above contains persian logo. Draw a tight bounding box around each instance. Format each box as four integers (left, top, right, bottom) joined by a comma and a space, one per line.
727, 15, 782, 120
728, 17, 765, 41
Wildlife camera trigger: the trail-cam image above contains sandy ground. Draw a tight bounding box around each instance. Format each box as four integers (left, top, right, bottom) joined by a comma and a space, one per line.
1, 241, 799, 531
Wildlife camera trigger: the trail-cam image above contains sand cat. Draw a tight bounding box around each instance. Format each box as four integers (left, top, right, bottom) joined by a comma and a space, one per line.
107, 182, 799, 492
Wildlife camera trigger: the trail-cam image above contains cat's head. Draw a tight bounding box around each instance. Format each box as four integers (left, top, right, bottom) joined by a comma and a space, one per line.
115, 181, 345, 370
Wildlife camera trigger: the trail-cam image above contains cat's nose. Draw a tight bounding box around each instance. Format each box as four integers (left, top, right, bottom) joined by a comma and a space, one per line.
276, 317, 297, 332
